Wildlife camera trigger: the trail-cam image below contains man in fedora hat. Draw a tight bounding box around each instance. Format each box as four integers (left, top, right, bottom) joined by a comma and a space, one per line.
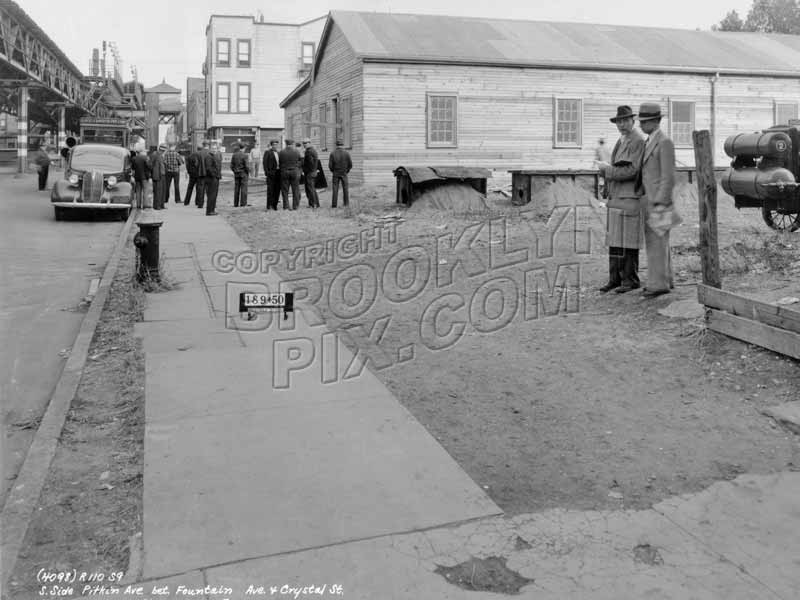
637, 102, 678, 298
596, 105, 646, 293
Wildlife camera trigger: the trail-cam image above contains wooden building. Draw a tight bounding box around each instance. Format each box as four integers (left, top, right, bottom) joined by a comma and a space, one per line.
280, 11, 800, 186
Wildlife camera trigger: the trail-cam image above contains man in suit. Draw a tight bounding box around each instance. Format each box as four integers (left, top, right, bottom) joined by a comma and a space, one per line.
184, 145, 205, 206
278, 139, 302, 210
262, 139, 281, 210
230, 145, 249, 207
132, 150, 151, 209
203, 141, 221, 215
596, 106, 646, 293
150, 145, 167, 210
301, 138, 320, 208
328, 140, 352, 208
637, 102, 678, 298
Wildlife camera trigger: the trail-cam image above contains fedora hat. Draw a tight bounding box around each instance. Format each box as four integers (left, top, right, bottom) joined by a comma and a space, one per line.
637, 102, 663, 121
610, 105, 636, 123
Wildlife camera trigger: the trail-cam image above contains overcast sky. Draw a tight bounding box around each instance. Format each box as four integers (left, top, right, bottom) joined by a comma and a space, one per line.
21, 0, 752, 99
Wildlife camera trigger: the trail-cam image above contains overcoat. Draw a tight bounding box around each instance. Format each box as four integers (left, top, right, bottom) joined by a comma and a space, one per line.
604, 130, 646, 249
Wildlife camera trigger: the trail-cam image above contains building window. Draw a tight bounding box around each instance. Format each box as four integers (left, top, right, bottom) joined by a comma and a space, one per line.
341, 96, 352, 148
216, 39, 230, 66
553, 98, 582, 147
670, 101, 695, 146
237, 40, 251, 67
216, 83, 230, 113
426, 94, 457, 147
302, 111, 311, 139
302, 42, 315, 68
236, 83, 250, 113
775, 102, 798, 125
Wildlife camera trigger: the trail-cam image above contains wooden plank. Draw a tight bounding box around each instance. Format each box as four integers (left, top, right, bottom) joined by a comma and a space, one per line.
697, 283, 800, 334
707, 309, 800, 359
693, 130, 721, 288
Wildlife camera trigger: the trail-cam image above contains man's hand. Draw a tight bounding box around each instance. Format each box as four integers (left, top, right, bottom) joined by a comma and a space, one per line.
595, 160, 610, 172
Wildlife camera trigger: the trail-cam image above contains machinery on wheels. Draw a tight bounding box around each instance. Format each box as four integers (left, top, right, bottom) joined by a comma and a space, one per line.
721, 125, 800, 232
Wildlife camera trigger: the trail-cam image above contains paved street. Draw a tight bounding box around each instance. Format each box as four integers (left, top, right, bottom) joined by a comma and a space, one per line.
0, 170, 123, 506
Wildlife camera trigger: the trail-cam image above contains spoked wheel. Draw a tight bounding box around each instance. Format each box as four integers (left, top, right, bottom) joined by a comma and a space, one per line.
761, 207, 800, 232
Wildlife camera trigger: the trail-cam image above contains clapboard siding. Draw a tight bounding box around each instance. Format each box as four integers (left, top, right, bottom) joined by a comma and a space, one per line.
284, 22, 365, 183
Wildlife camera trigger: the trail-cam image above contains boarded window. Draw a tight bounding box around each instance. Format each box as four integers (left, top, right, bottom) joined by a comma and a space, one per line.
319, 102, 327, 150
302, 110, 311, 139
216, 39, 230, 66
427, 94, 457, 147
776, 102, 798, 125
553, 98, 581, 147
237, 40, 251, 67
670, 101, 695, 146
237, 83, 250, 113
341, 96, 352, 148
216, 83, 230, 113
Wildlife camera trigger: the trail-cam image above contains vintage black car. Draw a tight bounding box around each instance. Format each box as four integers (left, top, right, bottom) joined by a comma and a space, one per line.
50, 143, 133, 221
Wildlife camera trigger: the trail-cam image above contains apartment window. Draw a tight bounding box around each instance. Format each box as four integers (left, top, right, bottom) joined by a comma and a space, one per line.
553, 98, 582, 147
302, 42, 315, 68
319, 102, 327, 149
775, 102, 798, 125
216, 39, 230, 66
340, 96, 352, 148
216, 82, 230, 113
426, 94, 457, 147
670, 101, 695, 146
237, 40, 251, 67
237, 83, 250, 113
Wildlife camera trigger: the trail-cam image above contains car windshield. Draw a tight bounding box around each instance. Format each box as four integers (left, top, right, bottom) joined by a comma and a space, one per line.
71, 147, 124, 173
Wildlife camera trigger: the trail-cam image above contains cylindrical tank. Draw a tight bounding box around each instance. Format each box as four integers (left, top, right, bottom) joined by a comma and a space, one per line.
721, 167, 797, 200
724, 131, 792, 159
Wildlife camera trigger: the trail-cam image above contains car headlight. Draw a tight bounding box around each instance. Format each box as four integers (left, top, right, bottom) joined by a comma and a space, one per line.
69, 173, 79, 185
107, 176, 117, 187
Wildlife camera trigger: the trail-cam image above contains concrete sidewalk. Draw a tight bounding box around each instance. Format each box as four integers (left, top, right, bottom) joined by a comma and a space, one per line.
117, 205, 800, 600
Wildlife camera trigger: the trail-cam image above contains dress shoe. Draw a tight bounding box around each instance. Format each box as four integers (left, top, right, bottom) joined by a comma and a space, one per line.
615, 285, 639, 294
206, 212, 218, 216
642, 288, 669, 298
598, 283, 619, 293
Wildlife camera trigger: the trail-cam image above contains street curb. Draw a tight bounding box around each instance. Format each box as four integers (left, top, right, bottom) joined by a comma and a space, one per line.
0, 209, 138, 589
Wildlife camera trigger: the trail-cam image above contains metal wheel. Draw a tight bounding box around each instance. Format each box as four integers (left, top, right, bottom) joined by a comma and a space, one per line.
120, 208, 131, 221
761, 207, 800, 232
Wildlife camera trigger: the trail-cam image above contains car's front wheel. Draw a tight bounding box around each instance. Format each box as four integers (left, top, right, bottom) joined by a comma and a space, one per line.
120, 208, 131, 221
54, 207, 65, 221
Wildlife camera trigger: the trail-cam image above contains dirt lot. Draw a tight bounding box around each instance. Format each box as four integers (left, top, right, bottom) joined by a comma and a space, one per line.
6, 236, 145, 600
223, 178, 800, 515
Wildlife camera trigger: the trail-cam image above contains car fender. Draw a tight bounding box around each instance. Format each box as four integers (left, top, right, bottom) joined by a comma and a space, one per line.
51, 179, 80, 203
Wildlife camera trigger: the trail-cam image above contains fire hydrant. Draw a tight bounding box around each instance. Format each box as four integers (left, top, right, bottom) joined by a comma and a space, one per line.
134, 209, 163, 283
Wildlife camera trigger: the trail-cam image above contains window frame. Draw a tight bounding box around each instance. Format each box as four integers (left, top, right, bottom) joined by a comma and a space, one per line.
426, 93, 458, 148
669, 100, 695, 148
319, 102, 328, 150
775, 101, 799, 126
216, 38, 231, 67
301, 42, 315, 68
236, 83, 251, 114
552, 97, 582, 148
340, 96, 352, 149
236, 39, 251, 68
216, 82, 230, 114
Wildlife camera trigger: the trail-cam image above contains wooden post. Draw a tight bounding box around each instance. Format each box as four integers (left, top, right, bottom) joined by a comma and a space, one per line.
693, 130, 721, 288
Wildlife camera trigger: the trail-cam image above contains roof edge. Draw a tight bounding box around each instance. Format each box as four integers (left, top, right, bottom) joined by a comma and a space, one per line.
280, 77, 311, 108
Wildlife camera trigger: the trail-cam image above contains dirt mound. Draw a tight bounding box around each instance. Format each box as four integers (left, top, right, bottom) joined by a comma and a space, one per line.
526, 179, 603, 218
407, 182, 489, 213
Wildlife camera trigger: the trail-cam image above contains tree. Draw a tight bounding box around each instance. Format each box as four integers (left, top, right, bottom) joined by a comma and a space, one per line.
714, 10, 745, 30
715, 0, 800, 34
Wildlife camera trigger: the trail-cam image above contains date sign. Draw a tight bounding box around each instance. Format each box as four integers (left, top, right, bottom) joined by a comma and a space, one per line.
239, 292, 294, 319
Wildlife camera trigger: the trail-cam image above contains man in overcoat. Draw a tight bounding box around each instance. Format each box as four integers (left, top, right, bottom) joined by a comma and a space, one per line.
262, 139, 281, 210
184, 145, 206, 206
637, 102, 679, 298
230, 144, 249, 207
149, 145, 167, 210
328, 140, 352, 208
596, 106, 646, 293
278, 139, 302, 210
301, 138, 320, 208
203, 141, 221, 215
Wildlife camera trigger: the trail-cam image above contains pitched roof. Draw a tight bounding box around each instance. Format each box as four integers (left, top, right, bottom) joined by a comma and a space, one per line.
145, 79, 181, 94
327, 10, 800, 76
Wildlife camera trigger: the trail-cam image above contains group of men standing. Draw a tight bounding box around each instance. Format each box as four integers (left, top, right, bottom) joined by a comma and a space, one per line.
596, 101, 680, 299
262, 138, 352, 211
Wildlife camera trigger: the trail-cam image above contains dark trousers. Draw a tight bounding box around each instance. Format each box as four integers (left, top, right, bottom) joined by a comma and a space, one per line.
165, 171, 180, 203
234, 175, 248, 207
205, 177, 219, 214
331, 174, 349, 207
152, 178, 165, 209
184, 176, 200, 205
134, 179, 147, 208
608, 247, 640, 288
266, 172, 281, 209
38, 164, 49, 190
280, 169, 301, 210
304, 173, 319, 207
